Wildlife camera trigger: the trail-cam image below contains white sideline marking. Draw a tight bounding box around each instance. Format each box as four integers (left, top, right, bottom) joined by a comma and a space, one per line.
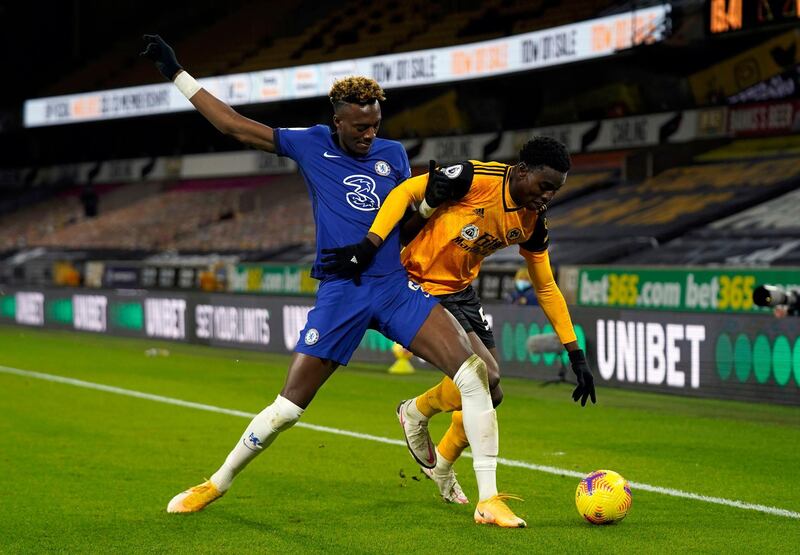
2, 364, 799, 520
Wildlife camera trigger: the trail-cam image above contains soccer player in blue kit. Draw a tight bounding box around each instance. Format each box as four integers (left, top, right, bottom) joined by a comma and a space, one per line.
141, 36, 526, 527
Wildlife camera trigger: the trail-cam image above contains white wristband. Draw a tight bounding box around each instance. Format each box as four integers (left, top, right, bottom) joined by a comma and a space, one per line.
174, 71, 201, 100
418, 198, 437, 219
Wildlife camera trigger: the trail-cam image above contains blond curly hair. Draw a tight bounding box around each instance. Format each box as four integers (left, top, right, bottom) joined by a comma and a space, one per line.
329, 76, 386, 108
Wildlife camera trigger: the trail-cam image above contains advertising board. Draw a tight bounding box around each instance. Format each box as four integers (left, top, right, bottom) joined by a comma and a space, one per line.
1, 286, 796, 405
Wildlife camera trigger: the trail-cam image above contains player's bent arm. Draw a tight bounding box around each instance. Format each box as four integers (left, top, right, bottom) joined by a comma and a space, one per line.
368, 174, 428, 241
187, 85, 276, 152
520, 247, 578, 348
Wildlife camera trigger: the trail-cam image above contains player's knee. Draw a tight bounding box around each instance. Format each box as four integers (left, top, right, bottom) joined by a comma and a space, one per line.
453, 354, 488, 395
270, 395, 305, 432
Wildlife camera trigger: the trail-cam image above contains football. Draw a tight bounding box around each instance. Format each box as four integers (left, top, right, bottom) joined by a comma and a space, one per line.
575, 470, 632, 524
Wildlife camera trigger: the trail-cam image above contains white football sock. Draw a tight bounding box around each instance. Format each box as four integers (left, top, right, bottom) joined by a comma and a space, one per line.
453, 354, 498, 501
210, 395, 304, 492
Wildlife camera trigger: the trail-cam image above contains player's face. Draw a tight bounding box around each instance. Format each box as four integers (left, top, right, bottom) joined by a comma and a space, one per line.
333, 101, 382, 156
510, 163, 566, 212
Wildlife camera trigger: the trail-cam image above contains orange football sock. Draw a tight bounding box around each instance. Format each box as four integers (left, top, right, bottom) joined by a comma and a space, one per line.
415, 377, 463, 418
437, 410, 469, 463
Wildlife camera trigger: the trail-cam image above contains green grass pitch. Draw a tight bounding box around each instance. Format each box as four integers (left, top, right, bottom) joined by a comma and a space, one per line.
1, 324, 798, 553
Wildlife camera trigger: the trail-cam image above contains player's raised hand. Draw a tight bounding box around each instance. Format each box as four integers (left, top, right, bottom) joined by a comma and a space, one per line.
568, 349, 596, 406
140, 34, 182, 81
424, 160, 452, 209
321, 238, 379, 284
424, 160, 473, 210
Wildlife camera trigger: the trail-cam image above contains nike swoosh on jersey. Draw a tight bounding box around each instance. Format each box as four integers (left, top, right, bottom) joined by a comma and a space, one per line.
323, 151, 341, 158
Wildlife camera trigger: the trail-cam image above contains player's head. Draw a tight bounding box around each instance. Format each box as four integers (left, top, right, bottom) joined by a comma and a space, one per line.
329, 76, 386, 156
509, 136, 571, 212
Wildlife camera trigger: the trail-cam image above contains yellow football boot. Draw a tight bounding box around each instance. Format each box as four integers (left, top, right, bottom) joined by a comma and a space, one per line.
167, 480, 224, 513
474, 494, 527, 528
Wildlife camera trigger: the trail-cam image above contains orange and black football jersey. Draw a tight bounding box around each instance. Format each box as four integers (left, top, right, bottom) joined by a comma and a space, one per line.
367, 158, 576, 344
402, 161, 548, 295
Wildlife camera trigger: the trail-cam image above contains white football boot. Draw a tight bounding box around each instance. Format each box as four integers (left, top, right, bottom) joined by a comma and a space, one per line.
396, 399, 436, 469
422, 466, 469, 504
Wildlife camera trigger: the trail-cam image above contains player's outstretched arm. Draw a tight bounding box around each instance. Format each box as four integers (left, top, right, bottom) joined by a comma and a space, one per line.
140, 35, 275, 152
522, 247, 596, 406
521, 248, 577, 345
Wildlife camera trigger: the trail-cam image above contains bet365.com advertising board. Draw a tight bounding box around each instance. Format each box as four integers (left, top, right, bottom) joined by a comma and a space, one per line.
1, 286, 797, 406
571, 267, 800, 314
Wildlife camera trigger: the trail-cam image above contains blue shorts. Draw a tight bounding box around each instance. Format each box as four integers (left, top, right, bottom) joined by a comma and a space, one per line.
295, 269, 438, 365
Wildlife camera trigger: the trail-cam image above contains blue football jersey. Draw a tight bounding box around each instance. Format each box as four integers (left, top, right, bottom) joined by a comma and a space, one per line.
273, 124, 412, 279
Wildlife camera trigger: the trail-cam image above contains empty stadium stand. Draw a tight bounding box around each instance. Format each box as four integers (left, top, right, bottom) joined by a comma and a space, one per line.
547, 153, 800, 265
43, 0, 622, 97
6, 140, 800, 270
5, 3, 800, 287
0, 195, 84, 251
616, 175, 800, 265
0, 174, 314, 254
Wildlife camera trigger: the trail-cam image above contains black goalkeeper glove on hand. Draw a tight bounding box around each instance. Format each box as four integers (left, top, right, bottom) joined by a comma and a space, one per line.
320, 238, 379, 284
568, 349, 597, 407
140, 34, 182, 81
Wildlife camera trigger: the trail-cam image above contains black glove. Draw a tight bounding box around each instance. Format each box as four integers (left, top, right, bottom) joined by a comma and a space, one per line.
424, 160, 451, 208
320, 238, 379, 284
140, 34, 182, 81
568, 349, 596, 406
424, 160, 472, 209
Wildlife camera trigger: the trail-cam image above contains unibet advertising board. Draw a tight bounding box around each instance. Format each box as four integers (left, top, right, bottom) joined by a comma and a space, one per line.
1, 287, 798, 405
